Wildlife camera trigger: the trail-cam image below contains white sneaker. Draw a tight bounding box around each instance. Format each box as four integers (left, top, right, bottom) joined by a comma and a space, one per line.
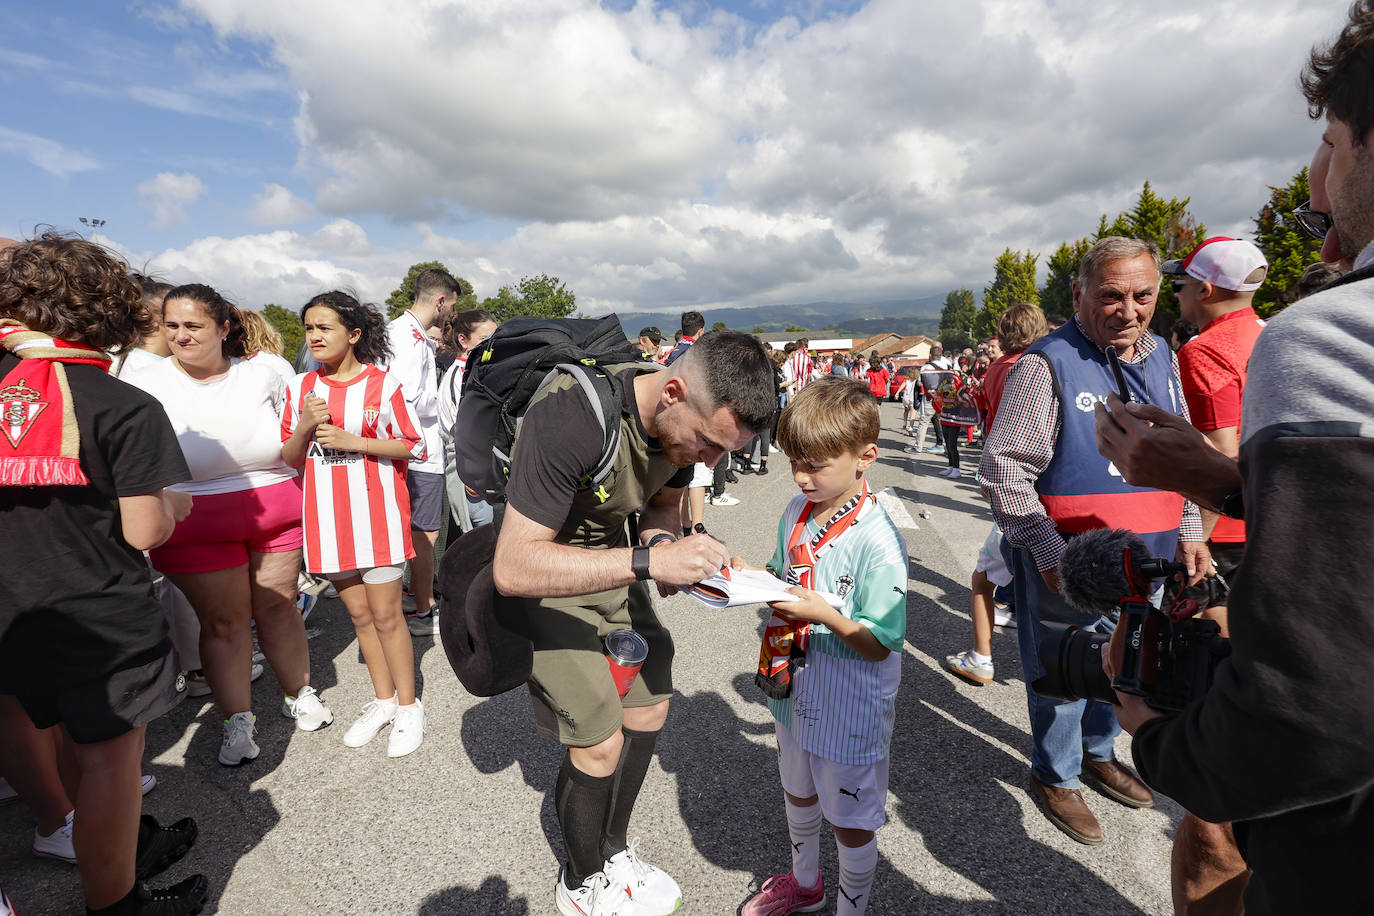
994, 604, 1016, 628
0, 777, 16, 803
219, 712, 259, 766
323, 581, 339, 598
187, 663, 263, 698
32, 810, 75, 864
343, 699, 397, 748
706, 493, 740, 507
603, 839, 682, 915
406, 608, 440, 637
387, 701, 426, 758
282, 685, 333, 731
556, 867, 644, 916
296, 591, 318, 622
141, 773, 157, 796
947, 467, 962, 479
1, 881, 15, 916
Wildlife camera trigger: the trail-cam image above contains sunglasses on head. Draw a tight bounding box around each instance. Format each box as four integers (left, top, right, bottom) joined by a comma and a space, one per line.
1170, 277, 1198, 292
1291, 200, 1333, 241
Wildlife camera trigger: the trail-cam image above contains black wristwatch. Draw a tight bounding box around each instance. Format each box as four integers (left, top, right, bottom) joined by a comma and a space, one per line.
1214, 489, 1245, 520
632, 544, 653, 581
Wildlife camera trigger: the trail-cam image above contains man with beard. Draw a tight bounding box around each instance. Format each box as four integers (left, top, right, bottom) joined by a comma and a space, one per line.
492, 330, 775, 916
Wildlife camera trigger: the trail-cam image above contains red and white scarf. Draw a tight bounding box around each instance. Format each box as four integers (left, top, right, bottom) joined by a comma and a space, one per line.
757, 480, 874, 697
0, 320, 111, 487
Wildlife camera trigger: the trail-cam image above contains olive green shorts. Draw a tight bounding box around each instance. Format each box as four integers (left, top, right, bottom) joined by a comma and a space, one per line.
506, 580, 674, 747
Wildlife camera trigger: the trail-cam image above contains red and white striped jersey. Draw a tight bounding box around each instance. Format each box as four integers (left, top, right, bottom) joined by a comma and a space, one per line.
789, 349, 813, 392
281, 365, 426, 574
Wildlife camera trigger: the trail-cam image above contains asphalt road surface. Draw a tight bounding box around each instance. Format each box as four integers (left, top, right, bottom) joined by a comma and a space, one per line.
1, 400, 1181, 915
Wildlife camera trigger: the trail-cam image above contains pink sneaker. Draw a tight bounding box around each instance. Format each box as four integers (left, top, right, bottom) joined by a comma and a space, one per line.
741, 872, 825, 916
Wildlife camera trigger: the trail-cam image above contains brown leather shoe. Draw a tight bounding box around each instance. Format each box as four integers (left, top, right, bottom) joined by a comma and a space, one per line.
1082, 757, 1155, 809
1030, 775, 1103, 845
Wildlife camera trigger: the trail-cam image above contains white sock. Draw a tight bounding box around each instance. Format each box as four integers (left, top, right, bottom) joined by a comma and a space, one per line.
970, 650, 992, 667
377, 692, 398, 709
784, 798, 823, 890
835, 836, 878, 916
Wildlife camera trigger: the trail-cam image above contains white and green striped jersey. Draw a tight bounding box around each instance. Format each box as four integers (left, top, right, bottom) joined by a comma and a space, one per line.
766, 492, 909, 764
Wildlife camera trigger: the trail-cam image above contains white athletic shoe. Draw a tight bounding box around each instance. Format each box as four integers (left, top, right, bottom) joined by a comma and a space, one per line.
141, 773, 157, 796
603, 839, 682, 915
994, 604, 1016, 628
323, 581, 339, 598
387, 701, 426, 758
947, 467, 962, 479
218, 712, 259, 766
1, 881, 15, 916
556, 867, 645, 916
32, 810, 75, 864
343, 699, 397, 748
187, 663, 263, 698
282, 685, 333, 731
0, 777, 17, 804
706, 493, 740, 507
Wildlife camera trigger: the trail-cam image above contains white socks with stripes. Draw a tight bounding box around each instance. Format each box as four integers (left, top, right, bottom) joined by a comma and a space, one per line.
784, 798, 823, 889
836, 836, 877, 915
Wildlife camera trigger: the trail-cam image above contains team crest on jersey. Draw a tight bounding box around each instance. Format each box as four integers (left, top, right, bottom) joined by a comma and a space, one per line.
0, 379, 47, 449
363, 405, 380, 426
835, 574, 855, 599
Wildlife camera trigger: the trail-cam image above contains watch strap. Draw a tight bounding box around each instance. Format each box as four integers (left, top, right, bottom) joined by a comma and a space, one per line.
632, 544, 652, 581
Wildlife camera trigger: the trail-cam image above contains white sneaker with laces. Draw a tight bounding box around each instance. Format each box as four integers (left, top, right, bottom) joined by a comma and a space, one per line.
706, 492, 740, 507
948, 467, 962, 479
187, 663, 263, 698
387, 700, 426, 758
219, 712, 259, 766
556, 867, 644, 916
603, 839, 682, 915
343, 699, 397, 748
32, 810, 75, 864
993, 604, 1016, 628
282, 685, 333, 731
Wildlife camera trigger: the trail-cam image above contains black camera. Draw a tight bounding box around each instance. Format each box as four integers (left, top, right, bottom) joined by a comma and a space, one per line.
1032, 529, 1232, 712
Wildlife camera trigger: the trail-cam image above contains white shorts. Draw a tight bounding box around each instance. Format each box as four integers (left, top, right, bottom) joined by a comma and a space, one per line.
689, 461, 713, 488
775, 722, 889, 830
973, 525, 1012, 587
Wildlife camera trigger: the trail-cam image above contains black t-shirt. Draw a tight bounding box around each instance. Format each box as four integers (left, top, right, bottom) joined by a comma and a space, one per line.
0, 354, 190, 693
507, 369, 691, 535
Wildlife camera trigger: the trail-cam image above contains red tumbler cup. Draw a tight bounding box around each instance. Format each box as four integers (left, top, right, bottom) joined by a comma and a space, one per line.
604, 629, 649, 698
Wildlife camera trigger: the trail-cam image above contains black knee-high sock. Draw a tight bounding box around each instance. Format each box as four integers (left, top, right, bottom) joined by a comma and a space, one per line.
601, 726, 659, 860
556, 753, 615, 888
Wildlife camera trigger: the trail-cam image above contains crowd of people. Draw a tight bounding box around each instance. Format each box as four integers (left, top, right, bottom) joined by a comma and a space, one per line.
3, 4, 1373, 915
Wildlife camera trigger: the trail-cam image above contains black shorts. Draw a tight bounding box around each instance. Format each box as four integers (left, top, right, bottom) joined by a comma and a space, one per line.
1209, 541, 1245, 588
15, 647, 186, 744
407, 470, 445, 533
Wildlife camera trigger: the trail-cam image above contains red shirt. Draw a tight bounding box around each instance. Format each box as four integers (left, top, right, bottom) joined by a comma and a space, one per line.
1177, 307, 1266, 542
981, 351, 1022, 434
866, 367, 890, 397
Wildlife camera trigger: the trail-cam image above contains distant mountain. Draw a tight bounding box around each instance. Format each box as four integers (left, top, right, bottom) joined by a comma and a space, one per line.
611, 297, 944, 340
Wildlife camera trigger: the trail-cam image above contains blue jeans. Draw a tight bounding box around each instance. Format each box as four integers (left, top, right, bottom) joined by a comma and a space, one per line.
1011, 545, 1119, 789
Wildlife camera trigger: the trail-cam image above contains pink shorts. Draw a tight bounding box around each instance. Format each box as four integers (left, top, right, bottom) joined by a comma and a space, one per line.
150, 479, 304, 575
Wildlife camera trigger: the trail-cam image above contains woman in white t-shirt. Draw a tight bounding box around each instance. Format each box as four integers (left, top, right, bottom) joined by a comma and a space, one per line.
125, 283, 332, 767
437, 308, 499, 534
239, 307, 297, 383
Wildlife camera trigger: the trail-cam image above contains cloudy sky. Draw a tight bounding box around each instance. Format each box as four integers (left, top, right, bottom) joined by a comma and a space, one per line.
1, 0, 1346, 315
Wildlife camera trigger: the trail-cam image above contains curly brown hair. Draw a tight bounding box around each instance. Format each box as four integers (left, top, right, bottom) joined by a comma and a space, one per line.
1302, 0, 1374, 145
0, 231, 152, 350
164, 283, 248, 358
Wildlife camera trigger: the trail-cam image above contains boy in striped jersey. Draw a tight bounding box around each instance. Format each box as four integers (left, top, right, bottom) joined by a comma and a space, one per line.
736, 377, 908, 916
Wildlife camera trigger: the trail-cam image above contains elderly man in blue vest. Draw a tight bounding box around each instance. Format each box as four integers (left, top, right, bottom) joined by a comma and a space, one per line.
977, 236, 1209, 845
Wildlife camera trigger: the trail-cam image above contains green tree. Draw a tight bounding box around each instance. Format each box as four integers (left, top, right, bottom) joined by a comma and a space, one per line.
938, 288, 977, 350
1039, 238, 1091, 321
784, 324, 807, 333
261, 304, 304, 363
480, 273, 577, 322
975, 249, 1038, 340
711, 320, 727, 331
385, 261, 475, 319
750, 326, 765, 334
1252, 167, 1322, 318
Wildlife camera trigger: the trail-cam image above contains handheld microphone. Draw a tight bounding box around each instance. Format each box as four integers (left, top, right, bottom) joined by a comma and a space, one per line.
1057, 528, 1150, 614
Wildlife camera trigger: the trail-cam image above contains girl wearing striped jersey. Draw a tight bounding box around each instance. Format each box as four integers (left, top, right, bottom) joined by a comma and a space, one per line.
734, 377, 908, 916
281, 292, 429, 758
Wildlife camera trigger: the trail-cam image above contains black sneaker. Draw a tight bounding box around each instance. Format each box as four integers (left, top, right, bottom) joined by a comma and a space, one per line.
131, 875, 210, 915
757, 464, 769, 476
135, 815, 197, 880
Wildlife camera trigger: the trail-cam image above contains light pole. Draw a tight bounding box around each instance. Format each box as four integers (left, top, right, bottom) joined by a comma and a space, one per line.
78, 217, 106, 233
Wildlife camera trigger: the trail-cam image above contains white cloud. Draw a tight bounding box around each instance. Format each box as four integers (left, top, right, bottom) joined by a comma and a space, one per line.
0, 127, 100, 177
158, 0, 1351, 308
248, 183, 316, 225
137, 171, 206, 228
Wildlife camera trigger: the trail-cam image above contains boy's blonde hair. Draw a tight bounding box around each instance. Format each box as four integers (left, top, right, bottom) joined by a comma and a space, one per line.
777, 375, 879, 462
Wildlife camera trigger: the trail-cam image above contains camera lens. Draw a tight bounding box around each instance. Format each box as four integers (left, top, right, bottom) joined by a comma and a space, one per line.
1031, 622, 1116, 705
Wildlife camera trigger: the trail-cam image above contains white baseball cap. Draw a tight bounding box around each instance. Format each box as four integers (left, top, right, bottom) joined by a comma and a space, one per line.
1161, 237, 1268, 292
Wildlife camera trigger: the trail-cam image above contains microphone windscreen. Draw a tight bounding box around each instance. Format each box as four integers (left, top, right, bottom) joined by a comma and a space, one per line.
1058, 528, 1148, 613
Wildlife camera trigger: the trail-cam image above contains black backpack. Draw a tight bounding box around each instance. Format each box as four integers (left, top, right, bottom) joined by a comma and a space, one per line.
454, 315, 651, 505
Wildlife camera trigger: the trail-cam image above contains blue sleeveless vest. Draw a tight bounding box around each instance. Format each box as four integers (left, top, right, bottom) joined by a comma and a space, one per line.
1025, 320, 1185, 561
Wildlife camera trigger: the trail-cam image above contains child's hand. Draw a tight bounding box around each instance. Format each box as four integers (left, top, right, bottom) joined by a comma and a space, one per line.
768, 587, 837, 626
